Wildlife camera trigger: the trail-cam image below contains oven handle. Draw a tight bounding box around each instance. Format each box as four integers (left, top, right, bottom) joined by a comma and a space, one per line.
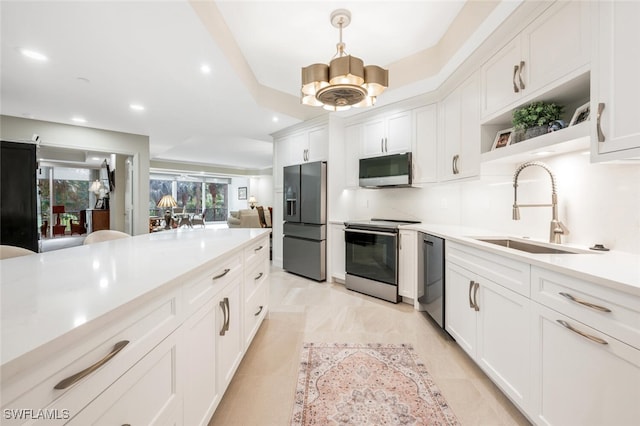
345, 228, 398, 237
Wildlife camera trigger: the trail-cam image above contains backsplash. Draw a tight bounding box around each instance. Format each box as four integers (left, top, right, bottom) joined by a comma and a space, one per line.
344, 152, 640, 254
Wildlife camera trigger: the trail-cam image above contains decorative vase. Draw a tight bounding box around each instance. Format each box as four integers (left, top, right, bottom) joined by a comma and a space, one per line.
524, 125, 548, 140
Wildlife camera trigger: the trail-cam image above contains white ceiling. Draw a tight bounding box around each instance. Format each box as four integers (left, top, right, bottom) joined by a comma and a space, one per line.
0, 1, 513, 171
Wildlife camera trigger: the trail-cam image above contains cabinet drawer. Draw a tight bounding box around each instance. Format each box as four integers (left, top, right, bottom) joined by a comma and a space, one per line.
446, 242, 530, 296
532, 266, 640, 350
1, 290, 181, 426
244, 282, 268, 347
244, 235, 269, 266
183, 252, 242, 314
67, 330, 181, 425
244, 255, 268, 302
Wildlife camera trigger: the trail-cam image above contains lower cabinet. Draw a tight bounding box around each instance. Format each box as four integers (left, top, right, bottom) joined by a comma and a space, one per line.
531, 303, 640, 426
398, 230, 417, 300
67, 330, 182, 425
216, 276, 243, 392
445, 243, 531, 413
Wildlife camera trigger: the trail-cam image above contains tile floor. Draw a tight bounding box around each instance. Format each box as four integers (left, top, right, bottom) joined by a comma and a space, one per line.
209, 267, 531, 425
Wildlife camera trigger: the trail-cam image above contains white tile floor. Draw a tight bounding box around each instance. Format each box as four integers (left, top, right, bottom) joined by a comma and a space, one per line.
209, 267, 531, 425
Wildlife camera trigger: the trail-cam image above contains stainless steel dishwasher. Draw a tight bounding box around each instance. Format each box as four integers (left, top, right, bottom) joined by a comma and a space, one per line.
418, 233, 445, 329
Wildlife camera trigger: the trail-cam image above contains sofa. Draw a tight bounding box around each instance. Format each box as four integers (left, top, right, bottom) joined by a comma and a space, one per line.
227, 208, 271, 228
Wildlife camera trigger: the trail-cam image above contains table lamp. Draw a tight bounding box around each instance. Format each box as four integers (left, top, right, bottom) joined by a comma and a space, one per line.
248, 196, 257, 209
157, 195, 177, 230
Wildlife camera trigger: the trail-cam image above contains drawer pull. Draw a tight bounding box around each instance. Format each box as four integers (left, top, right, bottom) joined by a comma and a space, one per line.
254, 245, 264, 252
254, 272, 264, 281
452, 154, 460, 175
255, 305, 264, 316
219, 297, 230, 336
212, 268, 231, 280
559, 292, 612, 313
597, 102, 606, 142
518, 60, 525, 90
557, 320, 608, 345
512, 64, 520, 93
54, 340, 129, 390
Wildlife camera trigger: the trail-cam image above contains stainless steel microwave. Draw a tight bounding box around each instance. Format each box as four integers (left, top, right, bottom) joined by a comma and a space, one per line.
359, 152, 412, 188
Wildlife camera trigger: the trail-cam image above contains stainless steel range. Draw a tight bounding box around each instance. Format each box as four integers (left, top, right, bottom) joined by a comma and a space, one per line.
344, 219, 420, 303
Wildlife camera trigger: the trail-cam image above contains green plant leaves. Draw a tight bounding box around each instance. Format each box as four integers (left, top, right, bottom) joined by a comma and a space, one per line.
512, 101, 563, 130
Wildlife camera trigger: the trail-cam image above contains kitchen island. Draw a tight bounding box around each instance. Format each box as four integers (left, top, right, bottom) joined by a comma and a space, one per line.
1, 227, 271, 425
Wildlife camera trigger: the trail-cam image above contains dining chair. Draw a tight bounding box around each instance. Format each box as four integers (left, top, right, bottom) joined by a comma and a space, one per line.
256, 206, 267, 228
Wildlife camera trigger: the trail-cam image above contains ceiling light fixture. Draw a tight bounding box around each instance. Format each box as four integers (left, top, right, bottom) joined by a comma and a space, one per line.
201, 64, 211, 74
72, 117, 87, 123
301, 9, 388, 112
130, 104, 145, 111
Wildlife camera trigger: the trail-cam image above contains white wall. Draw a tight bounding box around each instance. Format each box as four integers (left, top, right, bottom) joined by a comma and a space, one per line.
227, 177, 249, 213
1, 115, 150, 235
249, 175, 274, 208
338, 151, 640, 255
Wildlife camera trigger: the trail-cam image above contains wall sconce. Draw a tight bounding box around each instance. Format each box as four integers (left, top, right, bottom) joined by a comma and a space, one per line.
248, 196, 257, 209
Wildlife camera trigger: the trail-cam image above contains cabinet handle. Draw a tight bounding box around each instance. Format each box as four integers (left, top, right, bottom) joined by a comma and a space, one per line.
559, 292, 612, 313
254, 272, 264, 281
54, 340, 129, 389
556, 320, 608, 345
513, 64, 520, 93
468, 281, 475, 309
473, 282, 480, 311
381, 138, 384, 153
452, 154, 460, 175
597, 102, 606, 142
385, 137, 388, 152
254, 245, 264, 252
219, 298, 228, 336
518, 60, 525, 90
212, 268, 231, 280
255, 305, 264, 316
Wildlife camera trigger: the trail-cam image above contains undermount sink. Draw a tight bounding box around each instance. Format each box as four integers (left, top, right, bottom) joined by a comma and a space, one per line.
472, 237, 593, 254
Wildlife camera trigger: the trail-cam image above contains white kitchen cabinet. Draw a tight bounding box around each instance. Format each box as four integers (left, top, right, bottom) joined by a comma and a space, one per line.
183, 300, 219, 426
591, 0, 640, 161
480, 0, 590, 119
445, 242, 531, 412
531, 303, 640, 426
216, 276, 243, 392
439, 72, 480, 181
243, 239, 269, 348
67, 330, 182, 426
344, 123, 361, 188
274, 125, 329, 190
412, 104, 438, 184
361, 111, 412, 157
329, 222, 346, 282
398, 230, 417, 300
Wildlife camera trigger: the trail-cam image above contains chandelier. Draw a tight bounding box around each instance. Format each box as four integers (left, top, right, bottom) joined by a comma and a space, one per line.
301, 9, 388, 111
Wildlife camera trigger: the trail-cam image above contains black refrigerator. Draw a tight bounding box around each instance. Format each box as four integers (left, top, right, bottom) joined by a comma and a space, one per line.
283, 161, 326, 281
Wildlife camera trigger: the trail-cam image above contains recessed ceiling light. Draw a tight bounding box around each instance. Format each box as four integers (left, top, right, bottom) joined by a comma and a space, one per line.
20, 49, 48, 61
533, 151, 554, 156
130, 104, 145, 111
272, 116, 279, 123
200, 64, 211, 74
72, 117, 87, 123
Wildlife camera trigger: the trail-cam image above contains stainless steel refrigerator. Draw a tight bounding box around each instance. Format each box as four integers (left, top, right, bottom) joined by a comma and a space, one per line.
283, 161, 327, 281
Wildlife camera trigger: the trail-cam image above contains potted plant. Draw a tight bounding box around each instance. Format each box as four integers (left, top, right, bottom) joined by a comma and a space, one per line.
512, 101, 563, 141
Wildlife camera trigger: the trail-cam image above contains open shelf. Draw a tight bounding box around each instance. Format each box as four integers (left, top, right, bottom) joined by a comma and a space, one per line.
481, 120, 590, 164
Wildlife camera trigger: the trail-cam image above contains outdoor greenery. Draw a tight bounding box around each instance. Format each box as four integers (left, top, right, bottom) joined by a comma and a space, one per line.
512, 101, 563, 130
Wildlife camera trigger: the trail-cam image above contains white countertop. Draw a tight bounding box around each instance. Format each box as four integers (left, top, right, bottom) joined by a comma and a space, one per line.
402, 223, 640, 297
0, 227, 270, 368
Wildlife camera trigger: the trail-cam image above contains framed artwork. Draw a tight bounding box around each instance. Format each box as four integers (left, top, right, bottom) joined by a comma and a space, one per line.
95, 198, 104, 209
238, 186, 247, 200
492, 128, 514, 150
570, 102, 590, 126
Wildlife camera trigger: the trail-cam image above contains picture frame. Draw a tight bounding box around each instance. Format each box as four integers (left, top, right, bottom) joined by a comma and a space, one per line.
491, 128, 514, 150
570, 102, 590, 126
95, 198, 104, 209
238, 186, 247, 200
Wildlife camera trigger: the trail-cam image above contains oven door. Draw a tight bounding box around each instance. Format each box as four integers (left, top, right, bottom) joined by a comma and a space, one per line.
345, 228, 398, 285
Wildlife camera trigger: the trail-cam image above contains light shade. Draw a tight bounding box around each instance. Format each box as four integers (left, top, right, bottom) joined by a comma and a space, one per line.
89, 180, 103, 195
248, 196, 258, 209
301, 9, 388, 111
157, 195, 177, 208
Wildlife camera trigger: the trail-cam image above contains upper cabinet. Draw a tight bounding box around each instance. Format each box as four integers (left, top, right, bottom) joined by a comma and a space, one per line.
481, 0, 590, 120
273, 123, 329, 190
439, 72, 480, 182
591, 0, 640, 161
412, 104, 438, 184
361, 111, 413, 158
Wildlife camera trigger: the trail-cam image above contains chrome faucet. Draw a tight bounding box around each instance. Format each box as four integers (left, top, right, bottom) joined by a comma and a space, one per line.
512, 161, 569, 244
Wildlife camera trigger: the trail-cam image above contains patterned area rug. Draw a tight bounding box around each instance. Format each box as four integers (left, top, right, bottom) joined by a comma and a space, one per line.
291, 343, 460, 425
